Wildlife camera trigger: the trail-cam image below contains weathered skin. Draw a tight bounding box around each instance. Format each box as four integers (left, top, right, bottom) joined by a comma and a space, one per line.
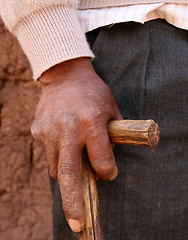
31, 57, 123, 232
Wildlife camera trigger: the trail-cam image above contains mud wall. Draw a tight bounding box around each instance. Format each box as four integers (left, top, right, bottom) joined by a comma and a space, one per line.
0, 20, 52, 240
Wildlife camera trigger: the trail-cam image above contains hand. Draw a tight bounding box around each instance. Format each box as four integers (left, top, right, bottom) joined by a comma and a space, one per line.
31, 58, 123, 232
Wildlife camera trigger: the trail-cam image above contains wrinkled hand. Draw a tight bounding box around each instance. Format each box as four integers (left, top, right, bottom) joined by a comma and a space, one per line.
31, 58, 122, 232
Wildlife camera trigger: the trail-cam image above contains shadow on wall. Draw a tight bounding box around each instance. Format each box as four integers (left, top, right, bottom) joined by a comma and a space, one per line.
0, 19, 52, 240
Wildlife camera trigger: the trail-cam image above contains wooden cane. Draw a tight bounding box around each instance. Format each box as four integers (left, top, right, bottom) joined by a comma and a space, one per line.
79, 119, 160, 240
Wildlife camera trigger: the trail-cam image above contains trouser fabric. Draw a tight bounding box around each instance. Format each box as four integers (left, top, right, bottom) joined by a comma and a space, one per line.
49, 19, 188, 240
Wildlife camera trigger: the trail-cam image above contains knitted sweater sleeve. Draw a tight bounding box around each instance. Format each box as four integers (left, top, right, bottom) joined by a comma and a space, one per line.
0, 0, 94, 80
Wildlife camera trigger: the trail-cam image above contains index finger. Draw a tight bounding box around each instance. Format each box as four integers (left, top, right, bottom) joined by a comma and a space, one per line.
58, 140, 85, 232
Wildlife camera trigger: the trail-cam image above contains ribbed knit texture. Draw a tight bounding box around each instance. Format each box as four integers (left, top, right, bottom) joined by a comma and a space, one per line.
0, 1, 94, 80
0, 0, 187, 79
14, 5, 94, 80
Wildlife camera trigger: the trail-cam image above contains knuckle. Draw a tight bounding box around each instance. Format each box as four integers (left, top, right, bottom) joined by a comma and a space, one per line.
58, 170, 81, 213
56, 111, 79, 131
83, 108, 103, 124
31, 121, 39, 139
58, 172, 76, 190
58, 165, 78, 190
31, 119, 52, 139
63, 195, 77, 211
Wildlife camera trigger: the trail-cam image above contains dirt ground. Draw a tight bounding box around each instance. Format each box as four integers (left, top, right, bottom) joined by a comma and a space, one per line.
0, 20, 52, 240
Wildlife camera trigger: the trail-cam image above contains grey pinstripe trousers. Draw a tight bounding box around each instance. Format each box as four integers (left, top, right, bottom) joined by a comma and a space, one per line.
49, 20, 188, 240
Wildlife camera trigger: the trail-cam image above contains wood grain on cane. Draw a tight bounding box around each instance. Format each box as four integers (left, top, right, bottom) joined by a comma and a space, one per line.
79, 119, 160, 240
108, 120, 160, 148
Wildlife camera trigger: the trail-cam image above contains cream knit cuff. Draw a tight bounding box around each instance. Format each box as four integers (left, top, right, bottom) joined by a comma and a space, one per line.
14, 4, 94, 80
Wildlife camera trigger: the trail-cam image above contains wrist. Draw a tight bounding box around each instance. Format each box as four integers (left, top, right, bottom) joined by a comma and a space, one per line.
39, 57, 94, 86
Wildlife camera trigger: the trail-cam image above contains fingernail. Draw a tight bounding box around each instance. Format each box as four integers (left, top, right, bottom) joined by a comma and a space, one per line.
68, 219, 82, 232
